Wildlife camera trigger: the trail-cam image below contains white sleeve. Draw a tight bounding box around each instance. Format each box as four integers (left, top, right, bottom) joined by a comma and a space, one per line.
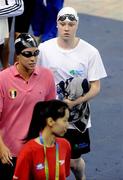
0, 0, 24, 17
88, 49, 107, 81
37, 43, 43, 66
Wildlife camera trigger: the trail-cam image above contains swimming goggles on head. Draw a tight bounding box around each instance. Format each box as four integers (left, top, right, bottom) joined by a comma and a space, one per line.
58, 14, 77, 22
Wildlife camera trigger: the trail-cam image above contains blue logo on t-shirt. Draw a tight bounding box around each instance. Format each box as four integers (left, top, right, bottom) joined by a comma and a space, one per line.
69, 70, 84, 76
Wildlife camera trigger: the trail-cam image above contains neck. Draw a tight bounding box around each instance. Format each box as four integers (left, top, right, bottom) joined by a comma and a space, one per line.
39, 129, 56, 147
16, 63, 33, 80
57, 37, 79, 49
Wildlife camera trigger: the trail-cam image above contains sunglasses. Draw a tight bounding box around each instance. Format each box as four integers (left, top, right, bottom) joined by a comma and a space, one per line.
20, 49, 40, 58
58, 14, 77, 22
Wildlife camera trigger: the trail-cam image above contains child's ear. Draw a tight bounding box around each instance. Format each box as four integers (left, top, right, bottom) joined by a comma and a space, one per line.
47, 117, 55, 127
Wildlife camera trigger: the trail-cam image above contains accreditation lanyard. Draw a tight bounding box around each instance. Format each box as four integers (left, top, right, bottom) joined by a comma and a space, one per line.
39, 135, 59, 180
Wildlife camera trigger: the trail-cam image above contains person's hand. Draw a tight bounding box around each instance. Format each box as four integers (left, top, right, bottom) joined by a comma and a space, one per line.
0, 143, 13, 166
64, 99, 75, 109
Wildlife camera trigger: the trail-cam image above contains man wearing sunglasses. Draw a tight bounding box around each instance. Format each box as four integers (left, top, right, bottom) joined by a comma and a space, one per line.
37, 6, 107, 180
0, 33, 56, 180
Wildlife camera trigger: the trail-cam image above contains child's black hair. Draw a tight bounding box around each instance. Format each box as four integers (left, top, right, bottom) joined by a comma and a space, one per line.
24, 99, 69, 142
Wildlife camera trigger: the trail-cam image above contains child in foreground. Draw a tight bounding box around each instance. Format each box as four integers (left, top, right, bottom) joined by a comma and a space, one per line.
13, 99, 71, 180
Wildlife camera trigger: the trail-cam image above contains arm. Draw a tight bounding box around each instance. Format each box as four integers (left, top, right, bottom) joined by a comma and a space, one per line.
45, 70, 56, 100
0, 83, 13, 165
0, 0, 24, 17
13, 145, 32, 180
64, 80, 100, 109
0, 134, 13, 165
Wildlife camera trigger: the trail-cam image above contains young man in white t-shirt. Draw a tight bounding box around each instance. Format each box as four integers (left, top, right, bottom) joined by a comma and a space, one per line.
37, 7, 107, 180
0, 0, 24, 69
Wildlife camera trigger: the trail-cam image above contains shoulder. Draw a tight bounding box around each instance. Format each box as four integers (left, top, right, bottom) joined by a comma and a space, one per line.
18, 140, 40, 156
38, 38, 57, 49
79, 39, 99, 53
20, 140, 35, 151
35, 66, 55, 83
0, 66, 14, 79
36, 66, 54, 76
56, 137, 71, 149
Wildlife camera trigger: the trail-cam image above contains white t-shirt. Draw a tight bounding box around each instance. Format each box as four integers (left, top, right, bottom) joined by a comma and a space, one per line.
0, 38, 4, 44
37, 38, 107, 128
0, 0, 24, 43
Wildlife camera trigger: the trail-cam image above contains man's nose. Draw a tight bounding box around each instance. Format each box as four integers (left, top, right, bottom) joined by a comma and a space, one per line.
30, 56, 37, 60
64, 24, 69, 31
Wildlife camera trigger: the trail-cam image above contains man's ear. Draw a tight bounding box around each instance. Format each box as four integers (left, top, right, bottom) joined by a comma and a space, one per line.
16, 54, 20, 61
47, 117, 55, 127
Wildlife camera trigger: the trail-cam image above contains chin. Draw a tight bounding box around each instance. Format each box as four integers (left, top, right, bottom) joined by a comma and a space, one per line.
53, 132, 65, 137
29, 66, 35, 70
59, 133, 65, 137
63, 37, 70, 41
